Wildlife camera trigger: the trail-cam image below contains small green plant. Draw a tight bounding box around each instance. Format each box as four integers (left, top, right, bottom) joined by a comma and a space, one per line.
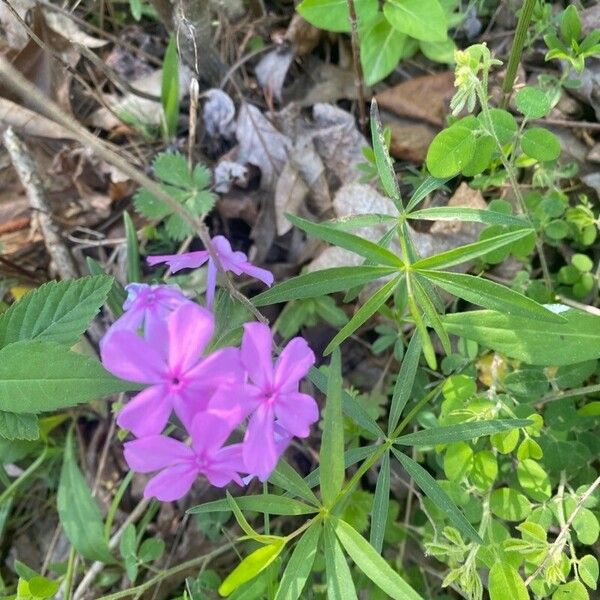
134, 152, 215, 241
161, 36, 180, 140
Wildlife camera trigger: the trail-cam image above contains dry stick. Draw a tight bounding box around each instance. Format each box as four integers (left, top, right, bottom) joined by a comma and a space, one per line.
187, 78, 199, 170
346, 0, 367, 133
0, 56, 267, 324
3, 127, 79, 279
524, 474, 600, 586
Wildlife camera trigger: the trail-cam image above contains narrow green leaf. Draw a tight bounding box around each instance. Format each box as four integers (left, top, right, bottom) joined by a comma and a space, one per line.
86, 258, 126, 317
123, 212, 141, 283
334, 518, 424, 599
269, 459, 320, 506
395, 419, 530, 447
412, 229, 533, 270
412, 275, 451, 354
308, 367, 384, 439
408, 294, 437, 370
408, 206, 527, 227
388, 333, 422, 433
219, 540, 286, 597
320, 348, 345, 506
324, 276, 401, 355
188, 495, 318, 516
274, 521, 321, 600
327, 214, 397, 231
252, 266, 398, 306
419, 270, 566, 322
324, 521, 358, 600
369, 452, 390, 553
161, 36, 180, 138
287, 214, 404, 268
391, 448, 482, 544
0, 341, 139, 414
58, 430, 114, 563
405, 176, 450, 213
0, 276, 112, 348
371, 99, 401, 207
225, 491, 265, 541
0, 411, 39, 441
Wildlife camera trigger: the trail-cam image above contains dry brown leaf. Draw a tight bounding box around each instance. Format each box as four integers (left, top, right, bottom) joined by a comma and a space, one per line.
375, 71, 454, 127
386, 119, 436, 163
0, 98, 77, 139
255, 48, 294, 102
285, 14, 322, 56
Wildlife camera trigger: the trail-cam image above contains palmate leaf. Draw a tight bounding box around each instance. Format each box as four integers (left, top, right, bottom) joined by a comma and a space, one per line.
418, 270, 565, 322
408, 206, 527, 227
0, 276, 112, 348
324, 275, 402, 355
187, 495, 318, 516
252, 266, 398, 306
371, 99, 401, 207
369, 452, 390, 553
286, 214, 404, 268
391, 448, 482, 544
412, 229, 534, 270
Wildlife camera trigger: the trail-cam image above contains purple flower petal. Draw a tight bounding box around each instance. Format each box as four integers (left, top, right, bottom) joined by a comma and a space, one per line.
205, 444, 247, 487
275, 392, 319, 438
123, 435, 194, 472
208, 383, 261, 427
147, 251, 210, 273
143, 463, 199, 501
189, 412, 236, 456
239, 263, 274, 287
101, 330, 166, 384
274, 337, 315, 391
167, 303, 214, 373
117, 385, 173, 436
241, 322, 274, 389
206, 259, 218, 308
243, 404, 277, 481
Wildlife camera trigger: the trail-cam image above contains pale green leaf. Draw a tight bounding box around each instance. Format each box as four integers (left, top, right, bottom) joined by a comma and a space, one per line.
408, 206, 526, 228
488, 562, 529, 600
383, 0, 447, 42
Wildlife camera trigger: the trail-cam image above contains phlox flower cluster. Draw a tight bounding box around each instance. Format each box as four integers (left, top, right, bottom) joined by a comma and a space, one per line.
100, 239, 318, 502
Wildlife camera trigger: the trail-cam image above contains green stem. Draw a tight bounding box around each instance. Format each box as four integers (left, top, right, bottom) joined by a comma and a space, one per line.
501, 0, 537, 107
104, 471, 133, 542
63, 547, 77, 600
0, 447, 48, 505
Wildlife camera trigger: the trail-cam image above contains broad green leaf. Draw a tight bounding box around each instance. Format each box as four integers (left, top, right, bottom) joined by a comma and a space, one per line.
388, 333, 421, 432
0, 276, 112, 347
369, 453, 390, 553
391, 448, 482, 543
334, 517, 425, 599
219, 540, 286, 597
370, 100, 401, 205
274, 521, 321, 600
521, 127, 561, 162
324, 521, 358, 599
320, 348, 345, 506
287, 214, 404, 268
123, 212, 141, 283
489, 563, 529, 600
405, 175, 450, 212
0, 411, 38, 441
560, 5, 581, 43
408, 207, 526, 228
395, 419, 530, 446
362, 19, 408, 86
188, 495, 318, 516
471, 450, 498, 491
412, 275, 451, 354
58, 429, 114, 563
138, 538, 165, 563
552, 581, 588, 600
418, 270, 565, 322
443, 441, 473, 481
461, 134, 495, 176
426, 126, 476, 177
515, 87, 551, 119
442, 307, 600, 365
383, 0, 447, 42
412, 229, 533, 270
0, 341, 139, 414
297, 0, 378, 32
517, 459, 551, 501
269, 459, 320, 506
578, 554, 598, 590
252, 266, 398, 306
485, 108, 517, 145
86, 258, 126, 317
489, 488, 532, 521
324, 275, 401, 355
309, 367, 384, 438
573, 508, 599, 545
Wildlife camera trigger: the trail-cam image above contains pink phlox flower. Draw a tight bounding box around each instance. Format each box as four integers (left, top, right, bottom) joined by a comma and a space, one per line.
147, 235, 274, 308
123, 412, 247, 501
101, 302, 242, 437
210, 322, 318, 482
109, 283, 189, 334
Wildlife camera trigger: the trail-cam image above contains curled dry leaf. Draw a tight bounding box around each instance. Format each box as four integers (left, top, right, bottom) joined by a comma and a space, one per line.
255, 48, 295, 102
203, 89, 236, 140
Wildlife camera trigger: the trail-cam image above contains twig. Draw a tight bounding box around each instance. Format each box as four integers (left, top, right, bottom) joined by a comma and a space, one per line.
524, 475, 600, 586
187, 78, 199, 170
346, 0, 367, 133
0, 55, 267, 324
2, 127, 79, 279
538, 383, 600, 407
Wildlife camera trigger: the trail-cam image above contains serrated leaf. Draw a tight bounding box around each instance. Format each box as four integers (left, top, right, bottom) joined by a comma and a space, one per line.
0, 411, 39, 441
391, 448, 482, 543
86, 258, 126, 318
0, 341, 139, 414
0, 276, 113, 347
370, 100, 401, 205
369, 452, 390, 553
334, 517, 424, 599
153, 152, 192, 187
188, 495, 318, 516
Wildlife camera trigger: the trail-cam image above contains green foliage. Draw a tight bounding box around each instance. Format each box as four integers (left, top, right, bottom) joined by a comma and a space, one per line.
134, 152, 215, 241
161, 36, 180, 139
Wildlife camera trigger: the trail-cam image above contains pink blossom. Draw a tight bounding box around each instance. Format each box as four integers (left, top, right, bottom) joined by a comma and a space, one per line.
123, 412, 247, 501
211, 323, 318, 481
101, 302, 242, 437
147, 236, 274, 308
